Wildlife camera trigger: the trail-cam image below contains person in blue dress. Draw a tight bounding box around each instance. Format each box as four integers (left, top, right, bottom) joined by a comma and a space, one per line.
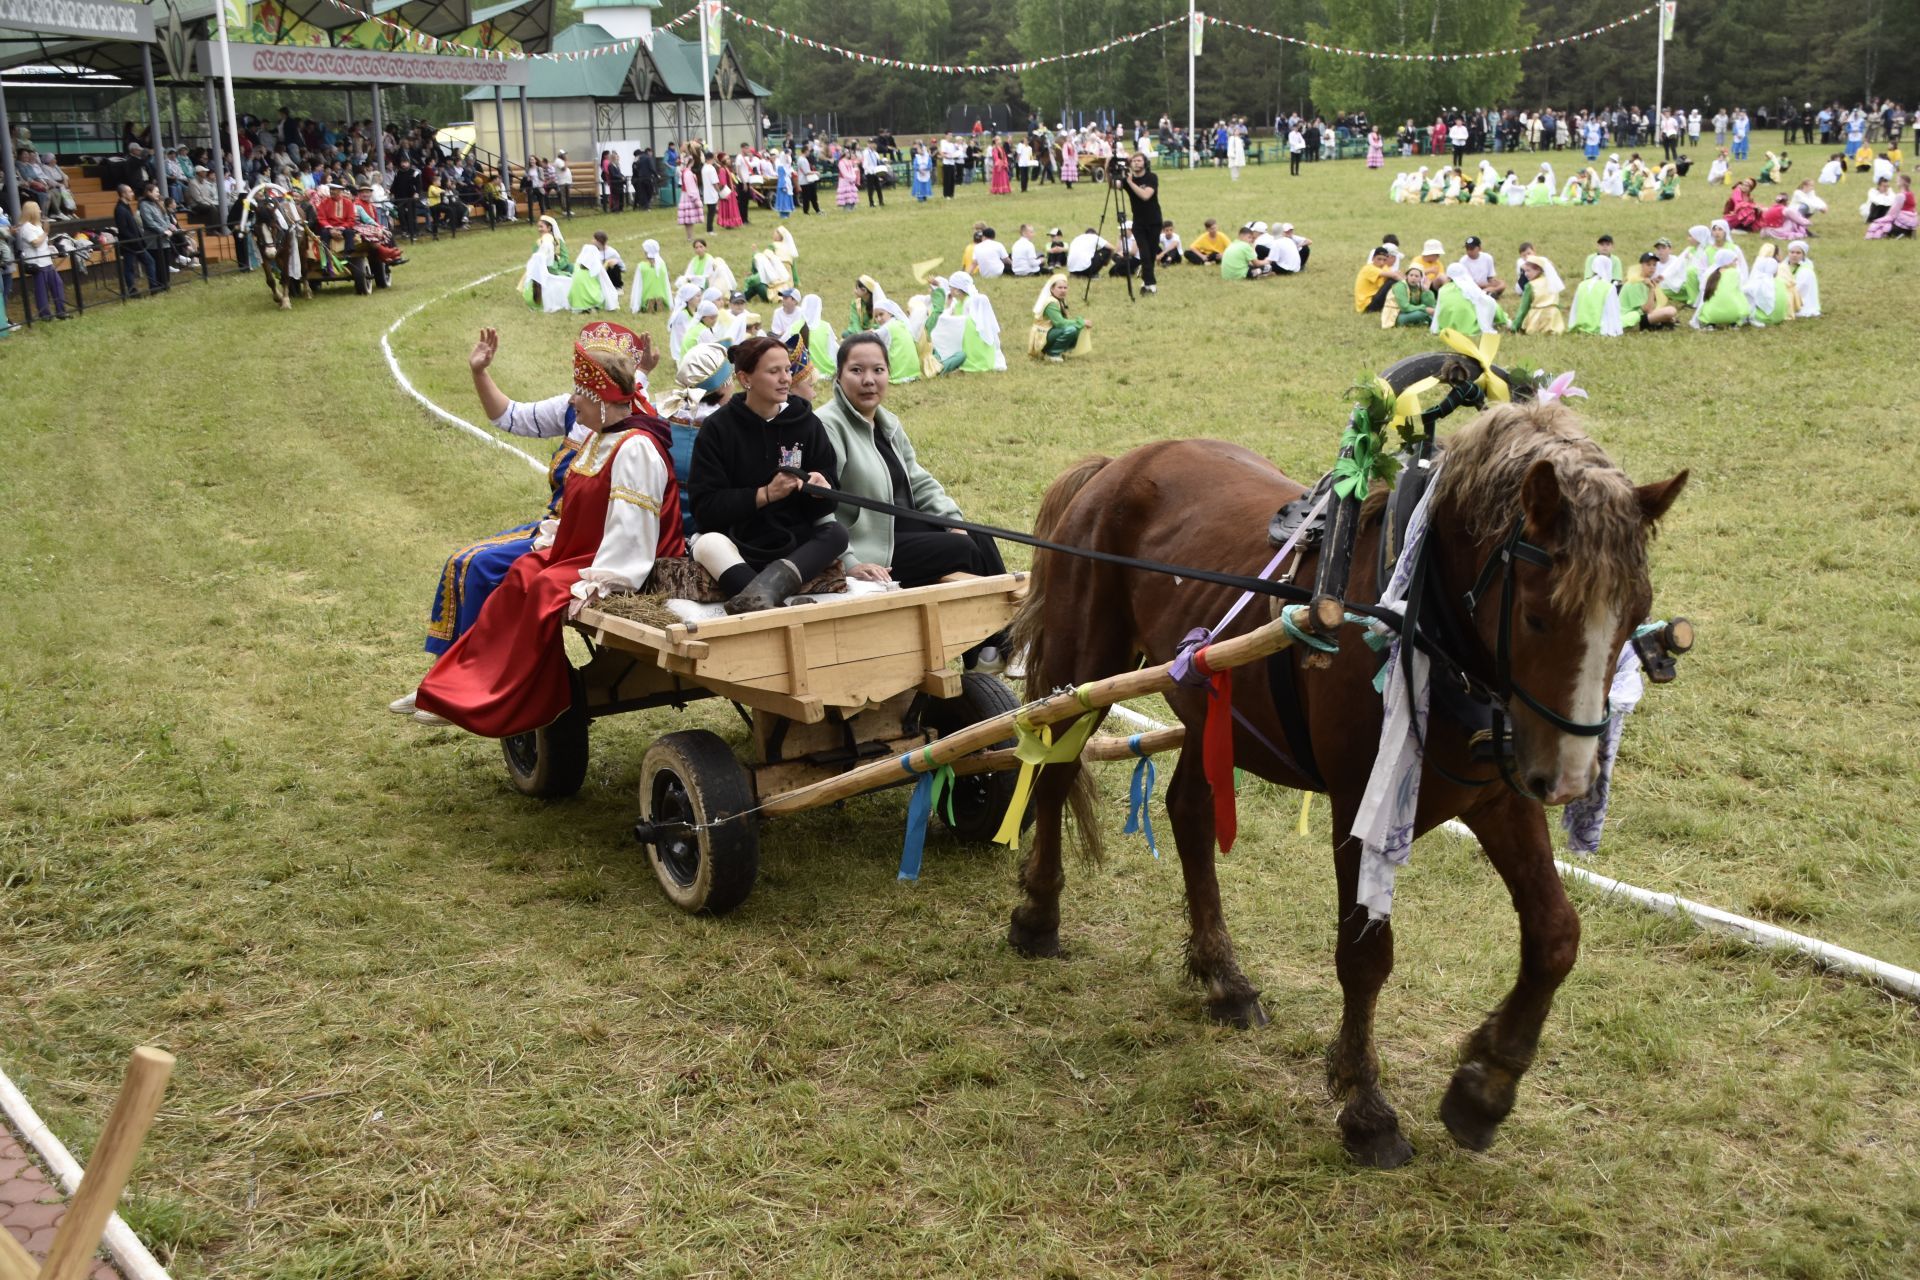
1583, 116, 1602, 161
773, 152, 796, 218
390, 325, 659, 714
910, 143, 933, 201
1844, 111, 1865, 161
1732, 109, 1751, 160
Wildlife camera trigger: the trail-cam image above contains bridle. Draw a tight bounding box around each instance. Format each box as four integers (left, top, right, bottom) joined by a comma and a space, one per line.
1403, 509, 1614, 799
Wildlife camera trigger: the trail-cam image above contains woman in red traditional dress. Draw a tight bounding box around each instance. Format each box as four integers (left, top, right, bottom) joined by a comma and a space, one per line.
716, 155, 744, 230
989, 138, 1012, 195
412, 321, 685, 738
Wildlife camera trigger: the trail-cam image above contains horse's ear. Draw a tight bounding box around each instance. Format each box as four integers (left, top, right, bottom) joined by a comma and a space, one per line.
1520, 458, 1562, 541
1635, 470, 1689, 527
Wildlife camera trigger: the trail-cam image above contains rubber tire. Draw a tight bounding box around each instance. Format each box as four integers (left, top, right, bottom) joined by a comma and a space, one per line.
639, 730, 760, 916
500, 699, 590, 799
349, 255, 371, 295
371, 253, 391, 290
923, 672, 1028, 842
1378, 350, 1516, 399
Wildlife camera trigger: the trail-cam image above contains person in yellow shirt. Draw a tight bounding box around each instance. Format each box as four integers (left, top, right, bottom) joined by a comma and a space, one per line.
1353, 244, 1403, 313
1410, 237, 1446, 281
1188, 217, 1230, 264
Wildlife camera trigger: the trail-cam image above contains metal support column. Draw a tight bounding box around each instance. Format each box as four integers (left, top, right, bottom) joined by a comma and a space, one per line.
141, 46, 167, 193
0, 75, 20, 220
493, 85, 507, 175
204, 78, 228, 232
169, 84, 182, 152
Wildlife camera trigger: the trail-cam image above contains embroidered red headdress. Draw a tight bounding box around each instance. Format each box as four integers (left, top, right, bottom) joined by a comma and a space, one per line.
573, 320, 642, 404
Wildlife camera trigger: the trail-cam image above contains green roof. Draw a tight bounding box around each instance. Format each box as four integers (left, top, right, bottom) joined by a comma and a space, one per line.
465, 23, 766, 102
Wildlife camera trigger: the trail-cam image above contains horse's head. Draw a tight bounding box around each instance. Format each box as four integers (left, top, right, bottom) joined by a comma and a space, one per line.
1434, 402, 1686, 805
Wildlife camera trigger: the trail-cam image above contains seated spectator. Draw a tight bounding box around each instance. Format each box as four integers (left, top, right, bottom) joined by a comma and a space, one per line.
1010, 223, 1043, 276
1269, 221, 1311, 274
1156, 220, 1186, 266
1044, 226, 1068, 270
1352, 243, 1399, 307
1188, 218, 1229, 263
1226, 224, 1273, 280
687, 336, 849, 614
1380, 265, 1435, 327
185, 166, 220, 221
137, 183, 186, 275
972, 226, 1010, 278
1065, 226, 1114, 277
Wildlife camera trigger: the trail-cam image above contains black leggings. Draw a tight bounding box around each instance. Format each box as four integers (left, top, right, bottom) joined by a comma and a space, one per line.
888, 528, 1005, 588
748, 523, 849, 585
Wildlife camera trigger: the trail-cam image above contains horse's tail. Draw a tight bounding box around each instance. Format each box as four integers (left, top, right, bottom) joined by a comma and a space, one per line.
1007, 454, 1114, 869
1007, 453, 1112, 681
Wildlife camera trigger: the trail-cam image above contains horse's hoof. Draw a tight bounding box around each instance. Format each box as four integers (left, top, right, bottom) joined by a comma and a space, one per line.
1440, 1071, 1511, 1152
1344, 1124, 1416, 1170
1007, 913, 1061, 958
1205, 992, 1269, 1030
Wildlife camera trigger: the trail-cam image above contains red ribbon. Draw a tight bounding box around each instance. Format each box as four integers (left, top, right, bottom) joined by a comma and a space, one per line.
1192, 647, 1238, 853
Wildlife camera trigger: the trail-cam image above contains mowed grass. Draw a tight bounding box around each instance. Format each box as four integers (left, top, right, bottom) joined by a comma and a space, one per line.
1, 155, 1917, 1279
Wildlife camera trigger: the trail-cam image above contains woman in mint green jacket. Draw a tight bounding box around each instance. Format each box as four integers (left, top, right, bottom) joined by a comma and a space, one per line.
813, 334, 1009, 672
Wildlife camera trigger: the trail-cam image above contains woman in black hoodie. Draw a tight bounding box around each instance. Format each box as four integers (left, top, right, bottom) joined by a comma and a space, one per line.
687, 336, 848, 613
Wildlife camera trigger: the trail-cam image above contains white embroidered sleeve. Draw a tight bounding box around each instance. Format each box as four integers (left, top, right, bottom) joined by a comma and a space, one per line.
492, 393, 574, 440
571, 440, 669, 609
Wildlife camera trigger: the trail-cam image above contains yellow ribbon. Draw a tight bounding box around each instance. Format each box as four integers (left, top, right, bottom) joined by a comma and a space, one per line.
1297, 791, 1313, 836
1437, 327, 1510, 402
992, 710, 1101, 847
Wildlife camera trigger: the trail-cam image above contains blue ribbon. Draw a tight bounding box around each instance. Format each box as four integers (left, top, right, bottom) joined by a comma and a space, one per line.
897, 752, 954, 881
1122, 735, 1159, 859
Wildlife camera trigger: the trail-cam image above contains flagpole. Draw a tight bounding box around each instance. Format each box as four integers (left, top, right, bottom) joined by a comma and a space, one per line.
213, 1, 245, 192
700, 0, 713, 149
1186, 1, 1196, 168
1654, 2, 1669, 125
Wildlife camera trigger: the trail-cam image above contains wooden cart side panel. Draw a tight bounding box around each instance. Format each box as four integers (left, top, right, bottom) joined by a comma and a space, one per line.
670, 573, 1025, 645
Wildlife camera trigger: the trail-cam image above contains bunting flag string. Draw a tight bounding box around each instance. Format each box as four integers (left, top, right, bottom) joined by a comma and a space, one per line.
719, 5, 1187, 74
1200, 5, 1660, 63
314, 0, 700, 61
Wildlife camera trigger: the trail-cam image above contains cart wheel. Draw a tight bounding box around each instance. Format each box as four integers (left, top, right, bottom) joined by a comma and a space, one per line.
637, 730, 759, 915
501, 700, 590, 798
1378, 350, 1517, 399
350, 255, 370, 295
924, 672, 1029, 842
371, 254, 391, 289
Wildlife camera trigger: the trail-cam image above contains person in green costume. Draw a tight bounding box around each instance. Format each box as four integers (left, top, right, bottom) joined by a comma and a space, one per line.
1617, 255, 1679, 329
926, 271, 1006, 373
842, 274, 882, 339
630, 238, 671, 314
1028, 273, 1091, 359
680, 300, 725, 356
801, 294, 839, 372
518, 215, 573, 312
1568, 262, 1623, 335
567, 231, 618, 312
1383, 267, 1436, 328
1584, 235, 1623, 283
1690, 249, 1751, 328
1429, 263, 1507, 334
1525, 171, 1554, 206
871, 293, 920, 384
1741, 256, 1791, 327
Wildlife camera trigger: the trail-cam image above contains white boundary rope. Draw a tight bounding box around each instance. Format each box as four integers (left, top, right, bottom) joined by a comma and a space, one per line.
380, 268, 547, 478
0, 1061, 174, 1280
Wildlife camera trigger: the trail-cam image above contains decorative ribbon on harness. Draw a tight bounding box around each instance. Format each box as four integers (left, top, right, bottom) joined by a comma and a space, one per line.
1122, 734, 1159, 858
896, 746, 956, 881
1170, 634, 1237, 853
991, 706, 1101, 847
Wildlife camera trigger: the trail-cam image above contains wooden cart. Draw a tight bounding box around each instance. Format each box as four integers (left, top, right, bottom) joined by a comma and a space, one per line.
500, 573, 1032, 914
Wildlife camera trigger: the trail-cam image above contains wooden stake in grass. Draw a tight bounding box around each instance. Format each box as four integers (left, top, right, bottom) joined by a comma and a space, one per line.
34, 1047, 175, 1280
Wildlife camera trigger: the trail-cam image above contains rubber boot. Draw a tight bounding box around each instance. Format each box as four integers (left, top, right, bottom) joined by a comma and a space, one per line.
724, 558, 802, 615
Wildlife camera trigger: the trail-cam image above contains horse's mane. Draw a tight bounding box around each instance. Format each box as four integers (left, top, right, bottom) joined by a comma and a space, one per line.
1433, 401, 1649, 615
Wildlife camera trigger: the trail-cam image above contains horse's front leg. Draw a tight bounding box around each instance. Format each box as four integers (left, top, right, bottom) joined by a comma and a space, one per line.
1327, 801, 1413, 1168
1008, 761, 1077, 958
1442, 793, 1581, 1151
1164, 748, 1266, 1028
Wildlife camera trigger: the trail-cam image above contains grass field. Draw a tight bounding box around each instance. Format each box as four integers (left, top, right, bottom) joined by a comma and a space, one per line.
2, 155, 1917, 1279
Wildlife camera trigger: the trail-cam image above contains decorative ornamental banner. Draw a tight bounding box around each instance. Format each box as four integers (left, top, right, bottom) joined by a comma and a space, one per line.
1190, 10, 1204, 58
1203, 5, 1661, 63
310, 0, 697, 62
1660, 1, 1677, 40
0, 0, 154, 41
195, 39, 532, 85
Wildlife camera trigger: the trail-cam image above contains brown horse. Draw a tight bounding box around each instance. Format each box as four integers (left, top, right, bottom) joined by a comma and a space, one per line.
1006, 399, 1686, 1167
249, 188, 309, 311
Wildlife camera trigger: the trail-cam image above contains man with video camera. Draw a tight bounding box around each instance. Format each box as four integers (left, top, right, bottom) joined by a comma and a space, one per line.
1114, 151, 1163, 294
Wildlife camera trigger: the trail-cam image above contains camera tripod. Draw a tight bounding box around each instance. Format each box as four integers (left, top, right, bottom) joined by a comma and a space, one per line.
1082, 156, 1136, 305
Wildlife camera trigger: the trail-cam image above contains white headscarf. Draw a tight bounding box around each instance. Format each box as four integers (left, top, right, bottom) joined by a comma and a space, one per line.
1032, 272, 1067, 319
1743, 255, 1780, 317
1522, 253, 1564, 298
642, 238, 661, 262
772, 225, 798, 261
946, 270, 1001, 351
800, 292, 824, 328
1654, 245, 1690, 293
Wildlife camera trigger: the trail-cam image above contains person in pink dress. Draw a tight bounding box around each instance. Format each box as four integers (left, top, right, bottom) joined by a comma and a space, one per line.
1366, 128, 1384, 169
835, 148, 860, 209
1059, 134, 1079, 189
990, 139, 1012, 195
716, 156, 743, 229
676, 156, 701, 242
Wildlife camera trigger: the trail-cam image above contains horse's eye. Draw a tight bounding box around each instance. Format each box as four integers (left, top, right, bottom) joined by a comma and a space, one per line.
1524, 613, 1548, 634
